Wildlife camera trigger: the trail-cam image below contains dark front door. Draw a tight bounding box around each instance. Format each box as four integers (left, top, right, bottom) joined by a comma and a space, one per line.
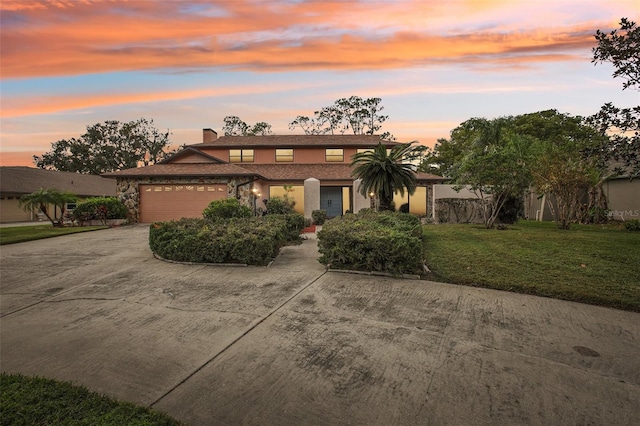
320, 187, 343, 218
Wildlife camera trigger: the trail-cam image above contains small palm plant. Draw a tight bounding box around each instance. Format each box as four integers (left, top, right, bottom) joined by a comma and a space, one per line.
350, 142, 418, 211
19, 188, 77, 227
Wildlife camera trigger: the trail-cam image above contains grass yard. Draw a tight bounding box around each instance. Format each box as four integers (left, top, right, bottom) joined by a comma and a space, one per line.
423, 220, 640, 311
0, 225, 107, 245
0, 373, 181, 425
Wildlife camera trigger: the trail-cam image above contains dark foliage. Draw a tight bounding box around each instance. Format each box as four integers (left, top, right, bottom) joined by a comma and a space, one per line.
149, 214, 304, 265
72, 197, 128, 223
317, 211, 423, 275
202, 198, 251, 220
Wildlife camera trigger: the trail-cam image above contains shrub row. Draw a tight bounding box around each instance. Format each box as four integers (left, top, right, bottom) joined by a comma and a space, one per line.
72, 197, 128, 222
317, 210, 423, 275
148, 214, 304, 265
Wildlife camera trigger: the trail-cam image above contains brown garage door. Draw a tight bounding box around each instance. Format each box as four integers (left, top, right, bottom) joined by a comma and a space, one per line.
139, 184, 228, 222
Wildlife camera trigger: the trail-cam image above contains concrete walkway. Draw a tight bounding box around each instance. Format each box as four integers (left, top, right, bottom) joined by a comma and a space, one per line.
1, 225, 638, 425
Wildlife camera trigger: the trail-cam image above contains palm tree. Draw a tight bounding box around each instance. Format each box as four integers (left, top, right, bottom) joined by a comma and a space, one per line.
19, 188, 77, 227
350, 142, 418, 211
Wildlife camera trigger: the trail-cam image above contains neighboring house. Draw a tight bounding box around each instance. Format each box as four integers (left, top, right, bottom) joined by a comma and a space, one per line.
0, 166, 117, 223
103, 129, 446, 223
524, 175, 640, 222
602, 176, 640, 221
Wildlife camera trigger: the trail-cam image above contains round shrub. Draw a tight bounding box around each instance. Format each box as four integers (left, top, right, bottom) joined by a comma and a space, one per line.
312, 209, 327, 225
203, 198, 251, 220
318, 211, 423, 275
72, 197, 128, 223
265, 196, 295, 215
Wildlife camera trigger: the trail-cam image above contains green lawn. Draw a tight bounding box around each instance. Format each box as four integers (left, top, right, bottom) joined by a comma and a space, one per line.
423, 220, 640, 311
0, 225, 107, 245
0, 373, 181, 425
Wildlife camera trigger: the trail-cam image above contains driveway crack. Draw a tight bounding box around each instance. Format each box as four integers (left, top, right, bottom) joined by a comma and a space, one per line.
148, 269, 328, 408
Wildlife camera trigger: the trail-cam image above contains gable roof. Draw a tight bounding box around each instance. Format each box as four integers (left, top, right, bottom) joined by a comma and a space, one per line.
102, 163, 262, 178
189, 134, 399, 148
0, 167, 116, 196
159, 147, 226, 164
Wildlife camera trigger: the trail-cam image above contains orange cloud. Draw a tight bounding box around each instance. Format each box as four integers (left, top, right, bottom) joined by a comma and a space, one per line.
0, 80, 330, 118
0, 151, 37, 167
1, 0, 600, 79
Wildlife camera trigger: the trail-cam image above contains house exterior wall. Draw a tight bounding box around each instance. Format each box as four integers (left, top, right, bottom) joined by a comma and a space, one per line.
0, 197, 32, 222
171, 153, 218, 164
604, 178, 640, 221
432, 184, 486, 224
197, 147, 361, 164
116, 176, 255, 223
1, 196, 93, 223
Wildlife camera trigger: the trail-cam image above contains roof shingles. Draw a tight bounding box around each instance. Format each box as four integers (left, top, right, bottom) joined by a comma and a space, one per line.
0, 167, 116, 196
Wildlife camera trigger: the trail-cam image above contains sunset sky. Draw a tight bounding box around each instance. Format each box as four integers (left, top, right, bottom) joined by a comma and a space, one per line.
1, 0, 638, 167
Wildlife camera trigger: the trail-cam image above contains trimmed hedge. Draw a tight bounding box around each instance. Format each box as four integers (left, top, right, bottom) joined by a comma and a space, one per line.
318, 210, 423, 275
72, 197, 128, 223
149, 213, 305, 265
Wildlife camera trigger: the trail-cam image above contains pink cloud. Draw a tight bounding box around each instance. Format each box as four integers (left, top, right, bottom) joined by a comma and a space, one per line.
1, 0, 603, 79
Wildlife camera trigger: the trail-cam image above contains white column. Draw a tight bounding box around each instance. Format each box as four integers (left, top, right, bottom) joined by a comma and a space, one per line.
352, 179, 370, 213
304, 178, 320, 219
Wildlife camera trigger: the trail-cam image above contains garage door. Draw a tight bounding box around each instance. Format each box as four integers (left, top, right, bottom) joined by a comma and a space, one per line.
139, 184, 228, 222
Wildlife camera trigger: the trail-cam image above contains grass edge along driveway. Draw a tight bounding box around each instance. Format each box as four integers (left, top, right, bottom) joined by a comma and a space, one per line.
0, 225, 108, 245
0, 373, 181, 426
423, 220, 640, 312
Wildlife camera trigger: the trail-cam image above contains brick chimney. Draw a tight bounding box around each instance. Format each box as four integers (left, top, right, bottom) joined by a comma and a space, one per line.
203, 128, 218, 143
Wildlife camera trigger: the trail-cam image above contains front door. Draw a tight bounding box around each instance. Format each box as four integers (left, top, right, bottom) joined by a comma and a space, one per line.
320, 187, 343, 218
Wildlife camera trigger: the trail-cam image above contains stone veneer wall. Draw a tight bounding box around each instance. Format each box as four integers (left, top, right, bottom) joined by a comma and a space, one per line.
116, 176, 255, 223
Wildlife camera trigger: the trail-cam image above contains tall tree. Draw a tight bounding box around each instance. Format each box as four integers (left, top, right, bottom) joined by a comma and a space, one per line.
290, 96, 392, 139
448, 117, 534, 229
418, 118, 486, 176
351, 142, 418, 211
19, 188, 77, 227
512, 110, 608, 228
34, 119, 175, 174
592, 17, 639, 91
222, 116, 273, 136
590, 18, 640, 181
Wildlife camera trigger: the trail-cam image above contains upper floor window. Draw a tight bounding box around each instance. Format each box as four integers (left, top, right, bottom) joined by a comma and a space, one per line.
325, 148, 344, 162
276, 148, 294, 162
229, 149, 254, 163
356, 148, 373, 154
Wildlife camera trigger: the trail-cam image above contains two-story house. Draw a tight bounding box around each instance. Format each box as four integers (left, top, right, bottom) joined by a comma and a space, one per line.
103, 129, 445, 223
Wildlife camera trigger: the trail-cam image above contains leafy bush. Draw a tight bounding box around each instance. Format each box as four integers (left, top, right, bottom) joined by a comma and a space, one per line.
312, 209, 327, 225
265, 196, 295, 215
203, 198, 251, 220
318, 211, 423, 275
72, 197, 128, 223
267, 213, 305, 241
149, 214, 305, 265
624, 219, 640, 231
498, 194, 524, 224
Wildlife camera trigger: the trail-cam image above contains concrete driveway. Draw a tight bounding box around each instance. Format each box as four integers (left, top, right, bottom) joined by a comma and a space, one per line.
1, 225, 638, 425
